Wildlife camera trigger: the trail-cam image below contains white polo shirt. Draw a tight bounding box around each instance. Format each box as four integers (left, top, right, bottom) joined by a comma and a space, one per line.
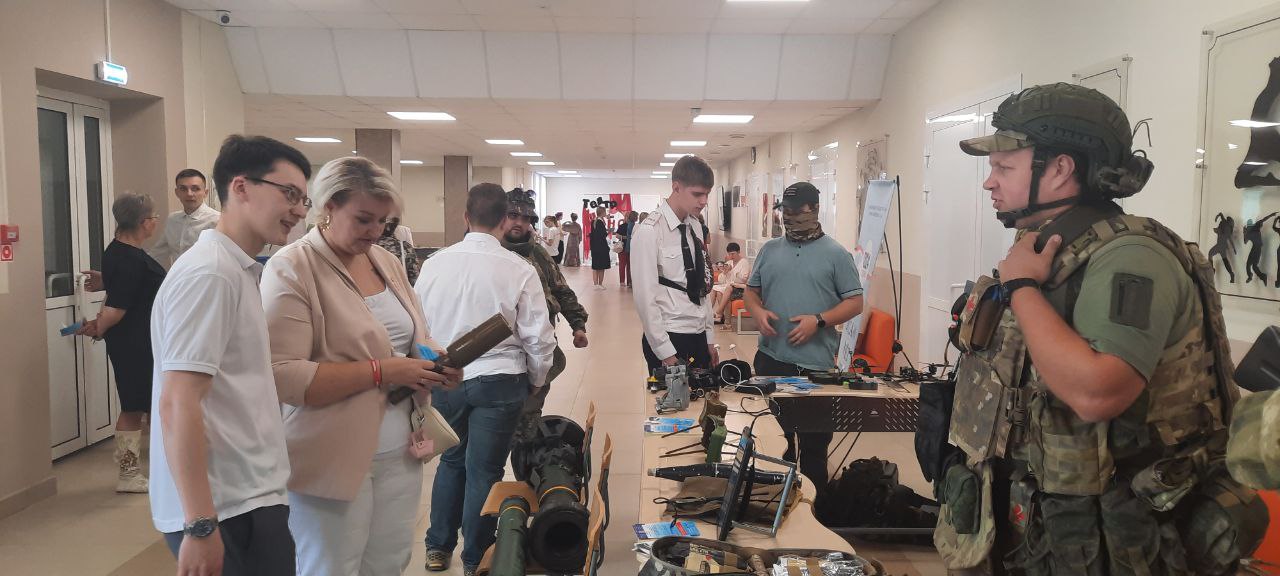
148, 203, 220, 268
148, 229, 290, 533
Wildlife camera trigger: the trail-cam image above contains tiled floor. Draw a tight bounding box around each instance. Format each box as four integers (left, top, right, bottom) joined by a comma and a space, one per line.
0, 265, 944, 575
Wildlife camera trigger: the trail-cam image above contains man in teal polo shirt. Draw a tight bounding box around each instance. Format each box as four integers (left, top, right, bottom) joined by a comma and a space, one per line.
743, 182, 864, 488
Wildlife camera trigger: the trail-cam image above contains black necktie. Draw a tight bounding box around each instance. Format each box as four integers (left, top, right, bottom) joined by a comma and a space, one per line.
678, 223, 705, 305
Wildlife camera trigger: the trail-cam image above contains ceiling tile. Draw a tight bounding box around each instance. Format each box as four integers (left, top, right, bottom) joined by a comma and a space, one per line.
554, 17, 633, 34
786, 18, 872, 34
459, 0, 551, 17
332, 29, 416, 97
777, 35, 856, 100
166, 0, 215, 9
256, 28, 346, 95
220, 10, 326, 27
881, 0, 939, 19
546, 0, 633, 18
710, 18, 791, 35
560, 34, 633, 100
634, 18, 713, 34
634, 34, 706, 100
471, 15, 557, 32
485, 32, 562, 99
392, 13, 478, 29
801, 0, 894, 20
849, 34, 891, 99
223, 27, 272, 93
635, 0, 721, 19
310, 10, 403, 28
196, 0, 295, 10
863, 18, 911, 34
705, 35, 782, 100
372, 0, 467, 13
409, 31, 490, 96
288, 0, 383, 11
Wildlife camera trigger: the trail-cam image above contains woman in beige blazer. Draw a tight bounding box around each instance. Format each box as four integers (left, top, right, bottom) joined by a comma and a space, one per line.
261, 156, 460, 576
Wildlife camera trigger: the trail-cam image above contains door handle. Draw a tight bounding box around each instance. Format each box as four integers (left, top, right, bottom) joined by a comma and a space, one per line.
47, 272, 73, 296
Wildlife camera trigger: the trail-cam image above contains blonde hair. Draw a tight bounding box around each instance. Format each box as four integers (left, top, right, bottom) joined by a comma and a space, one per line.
309, 157, 402, 224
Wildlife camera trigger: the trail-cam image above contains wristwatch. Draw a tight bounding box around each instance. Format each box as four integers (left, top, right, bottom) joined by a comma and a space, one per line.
1000, 278, 1040, 305
815, 314, 827, 328
183, 516, 218, 538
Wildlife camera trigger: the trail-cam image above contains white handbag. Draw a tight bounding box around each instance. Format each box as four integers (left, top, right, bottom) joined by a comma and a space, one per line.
408, 400, 459, 461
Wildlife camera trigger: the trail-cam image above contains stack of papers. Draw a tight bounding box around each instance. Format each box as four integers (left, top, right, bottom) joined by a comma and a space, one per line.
633, 520, 701, 539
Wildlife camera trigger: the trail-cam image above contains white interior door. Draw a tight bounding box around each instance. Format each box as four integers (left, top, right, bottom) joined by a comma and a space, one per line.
39, 96, 116, 459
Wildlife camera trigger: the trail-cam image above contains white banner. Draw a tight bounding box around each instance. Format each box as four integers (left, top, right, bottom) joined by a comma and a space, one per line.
837, 179, 896, 371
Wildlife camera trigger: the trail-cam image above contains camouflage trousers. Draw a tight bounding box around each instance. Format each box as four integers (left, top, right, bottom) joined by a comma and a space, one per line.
511, 345, 567, 446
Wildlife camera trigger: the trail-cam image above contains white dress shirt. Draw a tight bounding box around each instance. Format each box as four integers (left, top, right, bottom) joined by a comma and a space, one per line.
149, 203, 220, 268
413, 232, 556, 387
630, 201, 715, 361
149, 229, 290, 533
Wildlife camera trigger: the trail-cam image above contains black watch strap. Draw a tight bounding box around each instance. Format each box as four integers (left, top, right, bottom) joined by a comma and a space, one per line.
815, 314, 827, 328
1001, 278, 1040, 303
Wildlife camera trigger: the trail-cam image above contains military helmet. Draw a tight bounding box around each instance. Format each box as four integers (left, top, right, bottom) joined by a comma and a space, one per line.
507, 187, 537, 219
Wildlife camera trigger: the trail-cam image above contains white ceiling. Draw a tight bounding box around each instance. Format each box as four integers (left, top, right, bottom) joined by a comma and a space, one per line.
167, 0, 938, 176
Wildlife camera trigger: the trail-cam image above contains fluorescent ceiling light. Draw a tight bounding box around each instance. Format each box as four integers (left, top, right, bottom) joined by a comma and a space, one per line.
510, 152, 543, 157
693, 114, 754, 124
486, 139, 524, 145
1229, 119, 1280, 128
558, 170, 578, 174
557, 174, 583, 178
653, 171, 670, 175
650, 174, 669, 179
351, 150, 357, 154
387, 111, 456, 121
1196, 148, 1205, 154
664, 153, 691, 158
659, 162, 675, 167
1244, 161, 1268, 166
727, 0, 808, 2
1228, 143, 1240, 150
825, 142, 838, 149
807, 154, 818, 161
927, 114, 980, 124
295, 137, 341, 143
400, 160, 424, 165
671, 140, 707, 147
528, 161, 555, 166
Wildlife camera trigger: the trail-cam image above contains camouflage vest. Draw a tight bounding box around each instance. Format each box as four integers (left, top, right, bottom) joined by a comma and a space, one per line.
948, 210, 1238, 496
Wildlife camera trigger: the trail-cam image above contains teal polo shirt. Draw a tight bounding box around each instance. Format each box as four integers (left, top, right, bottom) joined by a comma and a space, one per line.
747, 234, 863, 370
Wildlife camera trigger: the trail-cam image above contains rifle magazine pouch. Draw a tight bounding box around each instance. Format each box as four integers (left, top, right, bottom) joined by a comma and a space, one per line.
935, 462, 996, 570
915, 377, 957, 483
957, 276, 1003, 352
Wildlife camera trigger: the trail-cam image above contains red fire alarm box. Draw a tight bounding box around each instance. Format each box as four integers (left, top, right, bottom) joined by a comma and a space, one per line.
0, 225, 18, 245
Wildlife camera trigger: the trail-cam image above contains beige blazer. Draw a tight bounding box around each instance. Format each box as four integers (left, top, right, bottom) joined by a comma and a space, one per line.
261, 226, 439, 501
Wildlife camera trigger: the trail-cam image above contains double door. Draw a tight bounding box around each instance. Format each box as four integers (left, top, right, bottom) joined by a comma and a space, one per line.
38, 95, 117, 459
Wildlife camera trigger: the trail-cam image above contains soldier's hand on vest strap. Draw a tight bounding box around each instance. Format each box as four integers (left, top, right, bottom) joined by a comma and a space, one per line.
572, 329, 588, 348
999, 232, 1062, 286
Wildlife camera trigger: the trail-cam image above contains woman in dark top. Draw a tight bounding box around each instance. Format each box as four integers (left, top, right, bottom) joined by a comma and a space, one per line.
77, 192, 165, 493
589, 206, 611, 289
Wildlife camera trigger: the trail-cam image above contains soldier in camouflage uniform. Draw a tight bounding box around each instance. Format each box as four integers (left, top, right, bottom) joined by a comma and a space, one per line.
502, 188, 589, 446
1228, 389, 1280, 490
937, 84, 1267, 575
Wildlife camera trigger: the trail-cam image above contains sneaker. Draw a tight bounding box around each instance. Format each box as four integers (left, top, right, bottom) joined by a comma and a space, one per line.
425, 549, 449, 572
115, 473, 149, 494
463, 565, 478, 576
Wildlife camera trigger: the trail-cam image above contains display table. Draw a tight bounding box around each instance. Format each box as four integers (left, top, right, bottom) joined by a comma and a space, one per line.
637, 390, 855, 555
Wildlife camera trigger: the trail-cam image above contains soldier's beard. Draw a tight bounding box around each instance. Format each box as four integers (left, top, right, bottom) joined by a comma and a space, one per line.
505, 230, 533, 244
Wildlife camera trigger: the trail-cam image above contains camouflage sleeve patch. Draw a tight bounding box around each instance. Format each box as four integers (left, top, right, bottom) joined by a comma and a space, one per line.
1110, 273, 1153, 330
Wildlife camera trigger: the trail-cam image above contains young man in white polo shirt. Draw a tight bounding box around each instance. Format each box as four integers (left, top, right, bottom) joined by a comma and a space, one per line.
150, 135, 311, 575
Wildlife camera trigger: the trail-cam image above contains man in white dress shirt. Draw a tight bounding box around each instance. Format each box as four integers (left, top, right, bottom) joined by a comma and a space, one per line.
415, 183, 556, 576
631, 155, 719, 373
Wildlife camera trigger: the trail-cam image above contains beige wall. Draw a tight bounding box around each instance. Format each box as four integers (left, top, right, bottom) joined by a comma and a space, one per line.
0, 0, 242, 517
401, 165, 444, 236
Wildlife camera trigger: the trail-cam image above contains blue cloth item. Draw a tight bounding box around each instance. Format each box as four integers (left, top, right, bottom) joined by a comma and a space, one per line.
748, 235, 863, 371
424, 373, 530, 567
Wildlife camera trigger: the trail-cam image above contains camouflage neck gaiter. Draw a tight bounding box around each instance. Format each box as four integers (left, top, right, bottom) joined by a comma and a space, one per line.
783, 209, 824, 243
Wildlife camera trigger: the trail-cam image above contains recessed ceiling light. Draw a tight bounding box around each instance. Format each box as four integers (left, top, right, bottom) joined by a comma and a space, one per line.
387, 111, 456, 121
486, 139, 524, 145
693, 114, 754, 124
664, 153, 691, 158
1228, 143, 1240, 150
1229, 119, 1280, 128
1244, 161, 1267, 166
295, 137, 341, 143
351, 150, 357, 154
671, 140, 707, 147
825, 142, 839, 149
511, 152, 543, 157
400, 160, 424, 165
650, 174, 669, 179
653, 171, 671, 175
558, 170, 578, 174
528, 161, 555, 166
659, 162, 675, 167
557, 174, 583, 177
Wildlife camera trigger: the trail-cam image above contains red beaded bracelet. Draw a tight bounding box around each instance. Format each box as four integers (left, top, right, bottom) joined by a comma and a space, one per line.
370, 359, 382, 390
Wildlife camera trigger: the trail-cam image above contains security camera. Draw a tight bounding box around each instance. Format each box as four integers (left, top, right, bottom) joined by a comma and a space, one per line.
217, 10, 231, 25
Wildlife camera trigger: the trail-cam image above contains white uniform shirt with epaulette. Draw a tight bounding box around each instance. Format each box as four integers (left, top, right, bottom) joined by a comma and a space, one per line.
629, 201, 715, 360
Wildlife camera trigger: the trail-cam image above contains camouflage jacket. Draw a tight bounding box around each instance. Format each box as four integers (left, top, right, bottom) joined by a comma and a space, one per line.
502, 238, 588, 333
1228, 390, 1280, 490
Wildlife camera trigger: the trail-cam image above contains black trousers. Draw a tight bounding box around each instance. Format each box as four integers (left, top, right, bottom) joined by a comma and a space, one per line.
754, 350, 834, 489
641, 331, 712, 374
164, 504, 295, 575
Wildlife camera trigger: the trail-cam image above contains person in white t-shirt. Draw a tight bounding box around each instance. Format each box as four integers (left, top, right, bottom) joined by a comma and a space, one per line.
711, 242, 752, 324
540, 215, 562, 265
150, 135, 311, 576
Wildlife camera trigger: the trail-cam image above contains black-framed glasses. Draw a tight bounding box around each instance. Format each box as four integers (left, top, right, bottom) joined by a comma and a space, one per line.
506, 211, 538, 225
249, 177, 312, 209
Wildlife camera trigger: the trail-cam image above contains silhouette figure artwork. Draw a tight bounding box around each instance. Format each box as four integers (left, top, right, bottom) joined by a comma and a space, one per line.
1235, 57, 1280, 188
1243, 212, 1277, 284
1209, 212, 1238, 283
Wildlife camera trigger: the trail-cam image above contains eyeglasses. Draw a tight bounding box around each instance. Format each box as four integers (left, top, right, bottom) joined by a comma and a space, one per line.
249, 177, 312, 209
506, 211, 538, 225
